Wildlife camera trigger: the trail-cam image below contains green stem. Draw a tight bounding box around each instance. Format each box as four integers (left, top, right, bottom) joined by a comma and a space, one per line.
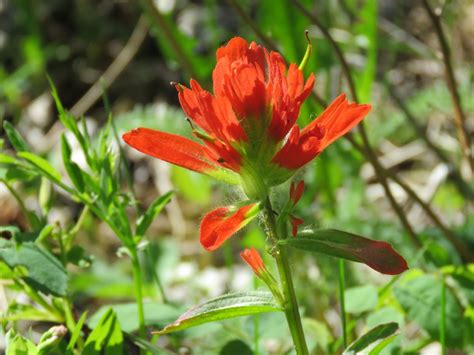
262, 199, 309, 355
131, 248, 147, 345
440, 276, 446, 355
338, 259, 347, 349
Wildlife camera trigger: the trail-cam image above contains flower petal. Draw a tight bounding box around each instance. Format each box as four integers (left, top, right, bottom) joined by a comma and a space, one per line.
240, 248, 265, 275
271, 94, 371, 171
200, 203, 260, 251
123, 128, 239, 184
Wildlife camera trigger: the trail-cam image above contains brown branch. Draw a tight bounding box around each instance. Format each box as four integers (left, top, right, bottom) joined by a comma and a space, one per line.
43, 15, 149, 152
386, 83, 474, 200
71, 15, 149, 117
421, 0, 473, 175
142, 0, 197, 79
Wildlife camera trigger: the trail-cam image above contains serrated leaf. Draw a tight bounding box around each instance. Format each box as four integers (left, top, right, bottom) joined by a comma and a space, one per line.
281, 229, 408, 275
61, 135, 85, 192
3, 121, 29, 152
155, 291, 282, 334
344, 322, 398, 355
18, 152, 62, 183
0, 239, 68, 296
84, 308, 123, 355
136, 191, 173, 237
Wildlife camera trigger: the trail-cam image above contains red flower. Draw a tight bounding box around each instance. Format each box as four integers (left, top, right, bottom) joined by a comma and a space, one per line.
123, 37, 370, 195
200, 203, 260, 251
240, 248, 265, 275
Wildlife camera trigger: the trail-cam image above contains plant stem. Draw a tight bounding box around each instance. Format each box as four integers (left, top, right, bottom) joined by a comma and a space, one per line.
338, 259, 347, 349
421, 0, 473, 175
131, 248, 147, 345
262, 199, 309, 355
440, 276, 446, 355
274, 247, 309, 355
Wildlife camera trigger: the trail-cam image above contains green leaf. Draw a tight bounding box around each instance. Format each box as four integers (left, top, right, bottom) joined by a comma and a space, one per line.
343, 322, 398, 354
281, 229, 408, 275
84, 308, 123, 355
3, 121, 29, 152
394, 272, 464, 347
4, 303, 61, 323
61, 135, 85, 192
219, 339, 253, 355
155, 291, 283, 334
5, 329, 37, 355
88, 303, 182, 333
355, 0, 378, 102
368, 335, 398, 355
17, 152, 62, 183
0, 239, 68, 296
0, 153, 19, 165
67, 311, 88, 351
136, 191, 173, 237
344, 285, 378, 314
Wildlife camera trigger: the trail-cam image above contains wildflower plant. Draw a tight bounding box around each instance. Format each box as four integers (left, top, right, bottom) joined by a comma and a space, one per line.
123, 37, 408, 353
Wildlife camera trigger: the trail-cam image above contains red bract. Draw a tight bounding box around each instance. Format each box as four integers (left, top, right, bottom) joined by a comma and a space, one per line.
290, 180, 305, 206
123, 37, 371, 198
200, 203, 260, 251
290, 215, 304, 237
240, 248, 265, 275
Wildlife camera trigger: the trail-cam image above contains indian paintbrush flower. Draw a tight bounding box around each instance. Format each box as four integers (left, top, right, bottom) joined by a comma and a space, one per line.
123, 37, 371, 250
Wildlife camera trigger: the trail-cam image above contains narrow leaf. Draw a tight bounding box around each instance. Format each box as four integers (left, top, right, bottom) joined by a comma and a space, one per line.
67, 311, 88, 351
136, 191, 174, 237
154, 291, 282, 334
0, 153, 19, 165
3, 121, 29, 152
18, 152, 62, 183
344, 322, 398, 354
61, 135, 85, 192
281, 229, 408, 275
84, 308, 123, 355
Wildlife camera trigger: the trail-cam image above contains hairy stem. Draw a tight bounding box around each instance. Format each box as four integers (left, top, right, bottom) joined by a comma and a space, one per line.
262, 199, 308, 355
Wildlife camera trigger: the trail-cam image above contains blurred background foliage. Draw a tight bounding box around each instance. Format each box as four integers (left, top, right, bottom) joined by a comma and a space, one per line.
1, 0, 473, 353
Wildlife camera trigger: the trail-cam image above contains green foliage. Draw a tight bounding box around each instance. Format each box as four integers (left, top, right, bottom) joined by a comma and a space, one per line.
88, 303, 181, 333
0, 238, 68, 296
136, 191, 174, 237
344, 285, 378, 314
5, 329, 37, 355
157, 291, 283, 334
83, 309, 123, 355
344, 322, 398, 355
394, 271, 465, 347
